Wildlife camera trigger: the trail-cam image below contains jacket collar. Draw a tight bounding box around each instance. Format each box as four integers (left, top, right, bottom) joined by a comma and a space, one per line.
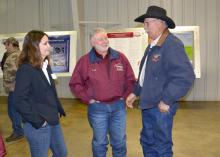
89, 47, 119, 63
156, 29, 170, 47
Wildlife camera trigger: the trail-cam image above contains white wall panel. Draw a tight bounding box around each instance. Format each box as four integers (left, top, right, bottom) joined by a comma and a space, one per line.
138, 0, 149, 16
107, 0, 118, 29
0, 0, 7, 32
15, 0, 26, 32
193, 0, 206, 100
84, 0, 97, 52
40, 0, 50, 30
60, 0, 73, 30
15, 0, 36, 32
60, 77, 73, 98
7, 0, 16, 32
217, 0, 220, 99
31, 0, 41, 29
49, 0, 62, 30
127, 0, 139, 27
181, 0, 196, 100
56, 77, 73, 98
163, 0, 173, 17
206, 0, 218, 100
148, 0, 162, 6
0, 0, 41, 34
118, 0, 129, 28
172, 0, 183, 26
97, 0, 107, 23
183, 0, 195, 25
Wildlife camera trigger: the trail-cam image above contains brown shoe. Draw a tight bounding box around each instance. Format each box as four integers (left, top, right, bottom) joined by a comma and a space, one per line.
5, 133, 24, 142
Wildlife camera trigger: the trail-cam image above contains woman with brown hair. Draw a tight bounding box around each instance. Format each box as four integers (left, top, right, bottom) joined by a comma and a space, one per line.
14, 30, 67, 157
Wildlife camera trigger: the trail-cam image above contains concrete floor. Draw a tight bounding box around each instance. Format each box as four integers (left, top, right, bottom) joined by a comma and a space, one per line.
0, 97, 220, 157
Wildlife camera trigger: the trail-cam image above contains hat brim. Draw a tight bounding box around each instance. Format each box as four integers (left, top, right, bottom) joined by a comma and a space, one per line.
134, 14, 175, 29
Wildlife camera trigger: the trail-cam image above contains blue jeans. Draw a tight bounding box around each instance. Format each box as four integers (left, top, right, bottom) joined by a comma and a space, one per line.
24, 123, 67, 157
140, 103, 178, 157
8, 92, 23, 135
88, 100, 127, 157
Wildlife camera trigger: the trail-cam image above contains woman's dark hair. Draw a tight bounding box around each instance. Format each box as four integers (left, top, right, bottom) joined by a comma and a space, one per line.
18, 30, 49, 69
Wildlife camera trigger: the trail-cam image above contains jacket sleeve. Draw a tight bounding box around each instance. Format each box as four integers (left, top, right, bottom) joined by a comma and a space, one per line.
162, 42, 195, 106
3, 53, 19, 90
13, 65, 36, 120
133, 82, 142, 97
121, 54, 136, 99
69, 57, 90, 104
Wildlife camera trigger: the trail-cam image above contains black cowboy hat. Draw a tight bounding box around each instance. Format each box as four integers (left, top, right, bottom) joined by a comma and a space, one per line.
134, 5, 175, 29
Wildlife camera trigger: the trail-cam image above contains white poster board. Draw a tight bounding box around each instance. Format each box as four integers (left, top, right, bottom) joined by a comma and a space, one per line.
107, 26, 200, 78
107, 28, 148, 78
0, 31, 77, 77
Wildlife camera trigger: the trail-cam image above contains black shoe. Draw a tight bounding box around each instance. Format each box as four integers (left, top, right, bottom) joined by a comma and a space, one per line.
5, 133, 24, 142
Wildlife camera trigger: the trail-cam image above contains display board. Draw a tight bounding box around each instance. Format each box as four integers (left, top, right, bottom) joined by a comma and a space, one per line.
107, 26, 200, 78
171, 26, 200, 78
107, 28, 148, 78
0, 31, 77, 77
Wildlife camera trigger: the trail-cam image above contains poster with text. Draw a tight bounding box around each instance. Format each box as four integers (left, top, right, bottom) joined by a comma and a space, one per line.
107, 28, 148, 78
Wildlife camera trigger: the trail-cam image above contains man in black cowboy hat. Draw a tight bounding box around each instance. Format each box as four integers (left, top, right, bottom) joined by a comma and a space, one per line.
126, 5, 195, 157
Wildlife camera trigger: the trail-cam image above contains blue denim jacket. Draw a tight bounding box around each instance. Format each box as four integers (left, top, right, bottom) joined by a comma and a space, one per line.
134, 29, 195, 109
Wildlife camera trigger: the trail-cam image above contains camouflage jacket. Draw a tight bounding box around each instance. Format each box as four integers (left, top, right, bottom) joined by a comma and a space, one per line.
3, 49, 20, 93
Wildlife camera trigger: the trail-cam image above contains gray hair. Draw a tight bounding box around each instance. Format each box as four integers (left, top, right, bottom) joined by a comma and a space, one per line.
156, 19, 168, 29
89, 27, 107, 39
163, 21, 168, 28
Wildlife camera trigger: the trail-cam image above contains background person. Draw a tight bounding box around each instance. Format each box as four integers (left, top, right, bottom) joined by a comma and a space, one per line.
14, 30, 67, 157
69, 27, 135, 157
126, 6, 195, 157
2, 37, 24, 142
1, 51, 10, 71
0, 133, 6, 157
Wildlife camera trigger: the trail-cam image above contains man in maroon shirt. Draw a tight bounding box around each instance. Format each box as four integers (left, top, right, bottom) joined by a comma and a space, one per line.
69, 27, 135, 157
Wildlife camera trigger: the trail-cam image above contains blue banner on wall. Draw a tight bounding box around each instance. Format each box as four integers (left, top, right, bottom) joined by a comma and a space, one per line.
49, 35, 70, 73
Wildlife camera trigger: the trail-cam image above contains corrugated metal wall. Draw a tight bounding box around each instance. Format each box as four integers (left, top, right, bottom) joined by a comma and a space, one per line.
0, 0, 220, 101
